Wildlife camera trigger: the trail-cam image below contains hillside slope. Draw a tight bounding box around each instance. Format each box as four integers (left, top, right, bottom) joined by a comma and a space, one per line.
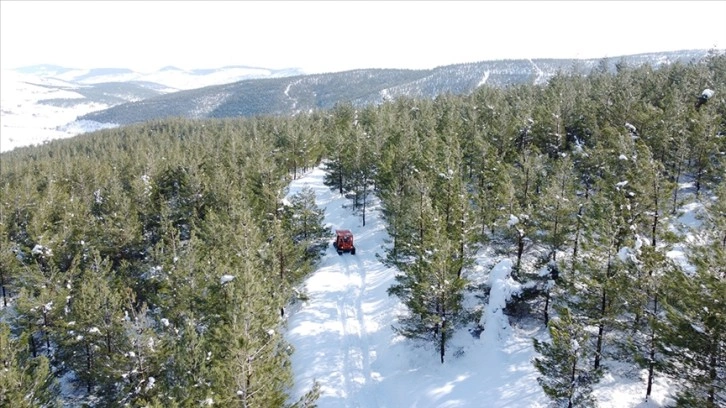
79, 50, 712, 126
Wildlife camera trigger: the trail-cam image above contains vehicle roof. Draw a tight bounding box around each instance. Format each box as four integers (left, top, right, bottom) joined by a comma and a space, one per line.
335, 229, 353, 236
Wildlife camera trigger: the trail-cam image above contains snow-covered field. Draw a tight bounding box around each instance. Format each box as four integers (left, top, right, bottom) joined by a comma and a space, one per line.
0, 70, 116, 152
284, 166, 682, 408
0, 66, 297, 153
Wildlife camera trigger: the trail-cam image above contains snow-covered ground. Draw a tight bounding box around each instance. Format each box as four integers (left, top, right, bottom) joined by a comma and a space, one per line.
284, 165, 686, 408
0, 70, 116, 152
0, 66, 299, 153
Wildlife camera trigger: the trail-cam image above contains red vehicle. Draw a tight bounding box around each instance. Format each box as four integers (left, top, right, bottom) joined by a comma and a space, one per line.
333, 229, 356, 255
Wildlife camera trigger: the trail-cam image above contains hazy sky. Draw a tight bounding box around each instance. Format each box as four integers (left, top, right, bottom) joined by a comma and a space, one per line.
2, 1, 724, 74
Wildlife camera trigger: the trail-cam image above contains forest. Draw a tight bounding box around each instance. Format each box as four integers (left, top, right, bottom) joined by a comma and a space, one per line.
0, 51, 724, 407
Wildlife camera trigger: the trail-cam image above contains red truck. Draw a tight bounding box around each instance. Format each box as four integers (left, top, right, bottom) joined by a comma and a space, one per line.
333, 229, 356, 255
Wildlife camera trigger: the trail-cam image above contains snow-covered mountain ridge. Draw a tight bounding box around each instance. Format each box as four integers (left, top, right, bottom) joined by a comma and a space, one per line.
1, 49, 718, 153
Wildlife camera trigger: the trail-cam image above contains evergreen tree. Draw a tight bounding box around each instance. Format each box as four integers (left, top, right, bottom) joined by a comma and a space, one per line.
204, 208, 294, 406
56, 254, 128, 395
0, 323, 60, 408
533, 306, 601, 408
387, 198, 467, 363
471, 144, 515, 239
114, 300, 165, 406
660, 241, 725, 408
508, 148, 545, 276
322, 102, 357, 195
565, 180, 634, 371
285, 186, 328, 257
659, 181, 725, 408
537, 156, 579, 263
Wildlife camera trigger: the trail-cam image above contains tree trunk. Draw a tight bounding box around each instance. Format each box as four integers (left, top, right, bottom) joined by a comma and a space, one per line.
595, 261, 610, 371
651, 175, 659, 247
338, 165, 344, 195
645, 295, 658, 401
29, 334, 37, 358
671, 159, 682, 214
595, 317, 605, 370
362, 187, 367, 227
279, 240, 285, 281
571, 205, 584, 276
1, 272, 6, 307
42, 310, 51, 353
440, 307, 446, 364
515, 232, 525, 279
568, 355, 577, 408
457, 239, 465, 279
86, 342, 94, 393
543, 290, 550, 326
708, 335, 718, 408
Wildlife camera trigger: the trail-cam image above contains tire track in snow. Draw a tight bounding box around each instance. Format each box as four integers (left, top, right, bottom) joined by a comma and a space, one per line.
339, 255, 361, 404
285, 165, 388, 408
334, 251, 378, 407
351, 254, 378, 407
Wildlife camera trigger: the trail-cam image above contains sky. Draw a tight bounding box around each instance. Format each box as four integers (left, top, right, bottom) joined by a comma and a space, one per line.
1, 1, 725, 75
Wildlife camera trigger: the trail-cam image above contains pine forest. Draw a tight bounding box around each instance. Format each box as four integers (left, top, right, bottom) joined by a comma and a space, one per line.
1, 52, 725, 407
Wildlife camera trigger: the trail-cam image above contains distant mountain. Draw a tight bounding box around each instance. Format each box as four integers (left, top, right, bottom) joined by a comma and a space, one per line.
14, 64, 77, 76
78, 49, 717, 127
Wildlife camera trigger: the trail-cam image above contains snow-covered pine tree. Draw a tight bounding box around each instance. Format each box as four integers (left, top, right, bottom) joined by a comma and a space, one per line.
322, 102, 357, 196
533, 306, 601, 408
204, 207, 295, 406
508, 147, 545, 277
285, 186, 328, 257
659, 181, 725, 408
387, 194, 467, 364
0, 322, 60, 407
619, 141, 677, 401
660, 240, 725, 408
569, 188, 632, 371
57, 253, 128, 396
534, 156, 579, 324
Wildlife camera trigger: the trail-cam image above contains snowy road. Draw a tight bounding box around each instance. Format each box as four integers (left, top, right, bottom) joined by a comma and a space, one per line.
284, 165, 668, 407
284, 166, 549, 408
285, 166, 397, 407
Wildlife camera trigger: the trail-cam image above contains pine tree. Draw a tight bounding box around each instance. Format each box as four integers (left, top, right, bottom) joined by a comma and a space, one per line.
533, 156, 579, 324
375, 119, 419, 264
660, 241, 725, 408
114, 300, 165, 406
659, 181, 726, 408
387, 199, 467, 364
56, 253, 128, 395
0, 323, 60, 407
471, 145, 516, 239
509, 148, 545, 277
285, 186, 328, 258
533, 306, 601, 408
571, 190, 632, 371
621, 141, 677, 401
537, 156, 579, 263
207, 208, 295, 407
322, 102, 357, 195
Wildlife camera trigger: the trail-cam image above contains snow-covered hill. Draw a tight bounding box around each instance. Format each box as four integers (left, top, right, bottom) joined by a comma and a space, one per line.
0, 65, 302, 152
284, 166, 680, 407
0, 70, 115, 152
